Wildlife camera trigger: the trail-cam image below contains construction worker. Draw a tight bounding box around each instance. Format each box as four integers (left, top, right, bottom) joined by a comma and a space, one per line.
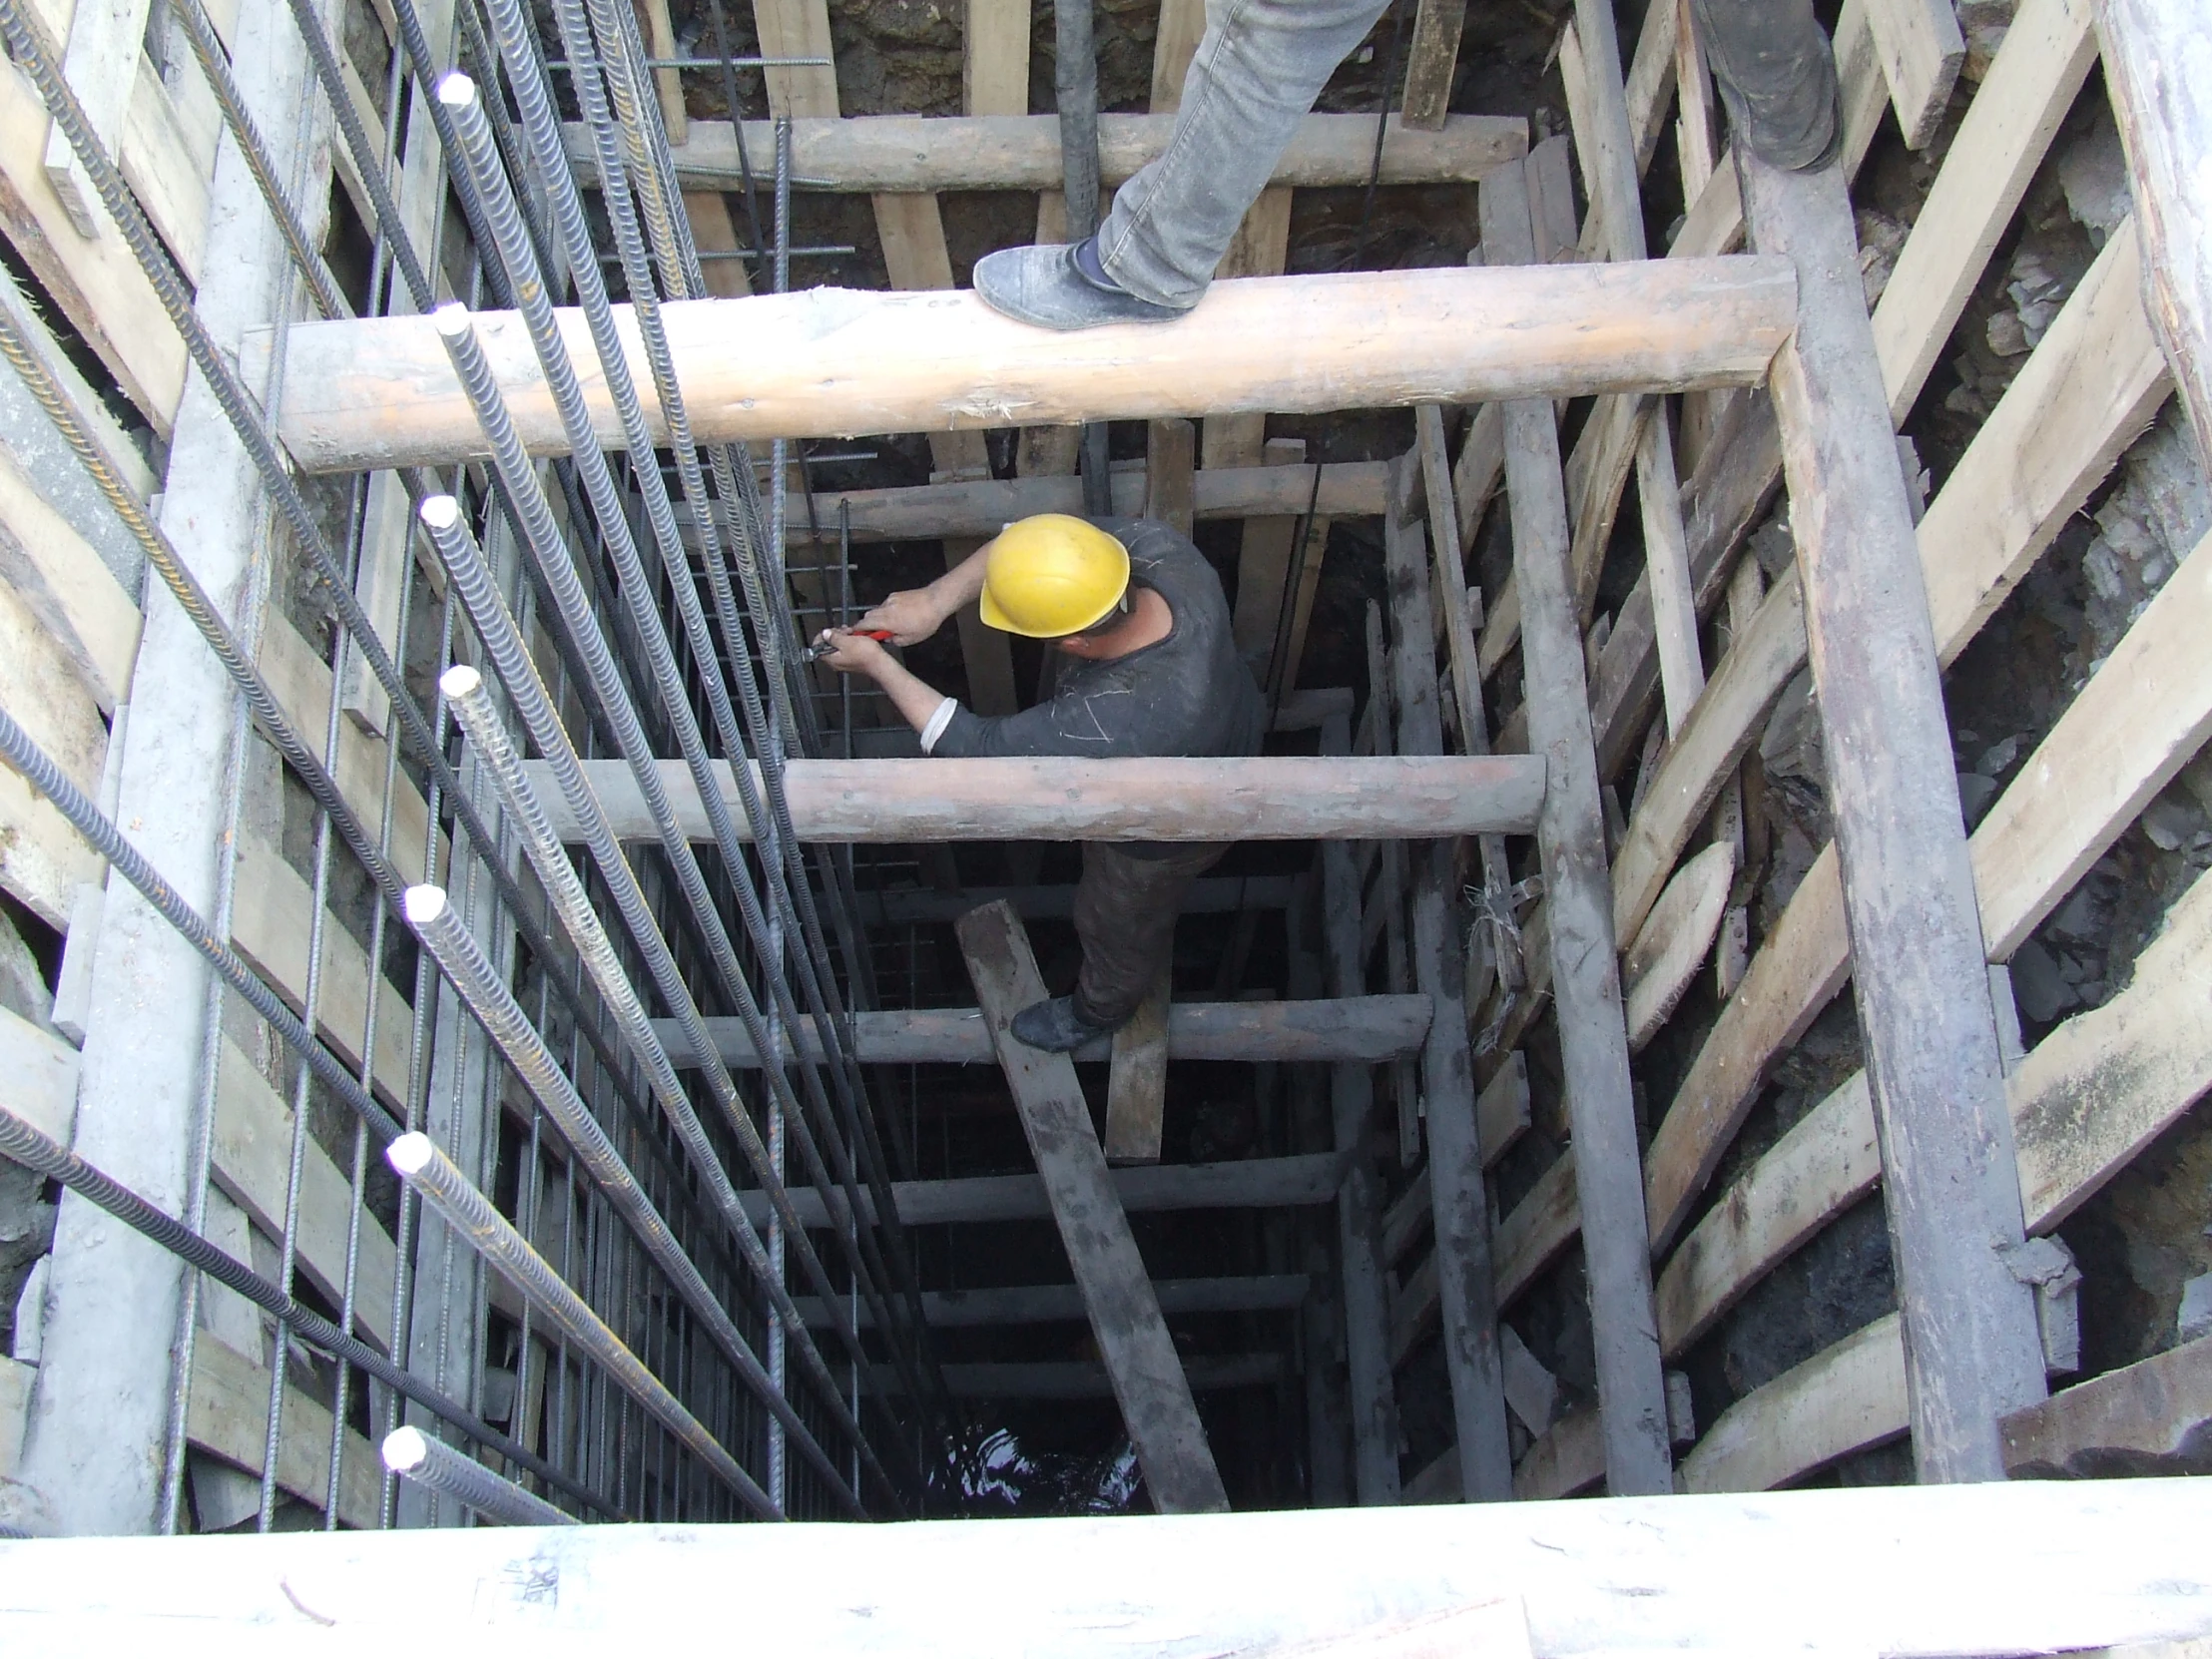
972, 0, 1841, 331
814, 514, 1263, 1053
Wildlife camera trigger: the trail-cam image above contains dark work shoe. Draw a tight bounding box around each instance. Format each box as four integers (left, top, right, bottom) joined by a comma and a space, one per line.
972, 242, 1189, 330
1010, 994, 1113, 1053
1691, 0, 1844, 173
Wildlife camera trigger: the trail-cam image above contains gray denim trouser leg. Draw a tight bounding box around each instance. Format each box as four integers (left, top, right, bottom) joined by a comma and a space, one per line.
1096, 0, 1395, 307
1071, 840, 1231, 1027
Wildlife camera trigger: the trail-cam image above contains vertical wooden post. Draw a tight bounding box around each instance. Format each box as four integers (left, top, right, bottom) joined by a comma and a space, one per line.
1741, 148, 2047, 1481
1103, 973, 1171, 1166
2094, 0, 2212, 471
1384, 455, 1514, 1501
1320, 710, 1402, 1504
956, 902, 1230, 1513
1481, 157, 1674, 1497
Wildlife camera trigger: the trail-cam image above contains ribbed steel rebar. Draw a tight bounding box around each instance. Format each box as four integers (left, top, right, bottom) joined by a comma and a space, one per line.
405, 878, 869, 1514
381, 1426, 577, 1525
418, 497, 912, 1502
554, 0, 935, 1386
0, 1099, 612, 1514
385, 1132, 775, 1516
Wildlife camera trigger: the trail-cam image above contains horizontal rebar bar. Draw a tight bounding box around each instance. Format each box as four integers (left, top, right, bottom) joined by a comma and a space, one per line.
381, 1427, 578, 1525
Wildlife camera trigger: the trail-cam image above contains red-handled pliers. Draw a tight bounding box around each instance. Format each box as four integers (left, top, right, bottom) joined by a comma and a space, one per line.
802, 628, 892, 664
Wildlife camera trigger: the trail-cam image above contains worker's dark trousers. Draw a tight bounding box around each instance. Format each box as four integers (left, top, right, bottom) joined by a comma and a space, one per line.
1070, 840, 1229, 1029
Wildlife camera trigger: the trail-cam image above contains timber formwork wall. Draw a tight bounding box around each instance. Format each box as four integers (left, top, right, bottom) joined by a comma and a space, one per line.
0, 0, 2205, 1538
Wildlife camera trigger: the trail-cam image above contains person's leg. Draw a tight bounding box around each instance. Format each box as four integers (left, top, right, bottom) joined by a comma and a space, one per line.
1010, 841, 1229, 1049
1095, 0, 1394, 307
1689, 0, 1841, 173
972, 0, 1389, 328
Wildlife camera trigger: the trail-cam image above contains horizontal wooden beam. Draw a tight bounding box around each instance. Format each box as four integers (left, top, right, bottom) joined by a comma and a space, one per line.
737, 1150, 1344, 1229
23, 1477, 2212, 1656
252, 260, 1797, 472
855, 874, 1296, 925
872, 1358, 1283, 1397
796, 1274, 1309, 1328
780, 461, 1388, 543
599, 112, 1525, 193
658, 995, 1431, 1068
523, 756, 1547, 843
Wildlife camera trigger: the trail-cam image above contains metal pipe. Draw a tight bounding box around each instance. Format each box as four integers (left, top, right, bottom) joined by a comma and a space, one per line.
404, 880, 866, 1515
384, 1132, 777, 1517
381, 1426, 577, 1525
0, 1096, 614, 1515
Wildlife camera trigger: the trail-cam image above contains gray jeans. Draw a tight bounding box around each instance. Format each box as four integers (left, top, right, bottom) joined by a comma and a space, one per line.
1097, 0, 1394, 308
1071, 840, 1231, 1027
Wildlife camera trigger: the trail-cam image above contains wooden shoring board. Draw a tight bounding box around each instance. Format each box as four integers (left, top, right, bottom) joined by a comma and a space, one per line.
1319, 709, 1402, 1504
2002, 1333, 2212, 1478
964, 0, 1030, 118
870, 188, 1021, 718
1579, 0, 2100, 786
0, 442, 141, 714
1862, 0, 1967, 149
1383, 455, 1512, 1503
1481, 155, 1672, 1498
1744, 146, 2045, 1481
1149, 0, 1206, 113
633, 110, 1528, 193
1145, 417, 1197, 536
2096, 0, 2212, 466
1230, 436, 1314, 680
753, 0, 838, 118
1102, 974, 1171, 1166
185, 1334, 382, 1528
1399, 0, 1468, 132
1362, 603, 1419, 1167
0, 544, 107, 927
955, 901, 1229, 1513
252, 257, 1799, 472
1639, 219, 2171, 1259
1664, 861, 2212, 1493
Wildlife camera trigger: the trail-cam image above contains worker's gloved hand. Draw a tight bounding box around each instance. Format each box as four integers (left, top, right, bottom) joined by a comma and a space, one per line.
854, 587, 946, 646
814, 629, 893, 675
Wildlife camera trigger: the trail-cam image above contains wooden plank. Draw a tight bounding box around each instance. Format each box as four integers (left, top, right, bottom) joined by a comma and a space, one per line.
1745, 148, 2047, 1480
210, 1035, 397, 1352
796, 1274, 1309, 1329
1231, 437, 1310, 675
0, 53, 184, 431
17, 1481, 2212, 1652
1621, 839, 1733, 1051
1863, 0, 1967, 149
255, 257, 1799, 472
185, 1334, 381, 1527
752, 0, 838, 117
0, 1000, 79, 1144
632, 111, 1527, 192
1144, 417, 1197, 537
1482, 158, 1671, 1498
964, 0, 1031, 117
1871, 0, 2099, 423
1655, 1072, 1879, 1358
785, 459, 1386, 544
1513, 1407, 1606, 1500
1637, 404, 1703, 733
638, 0, 687, 142
2002, 1334, 2212, 1478
1672, 0, 1717, 206
2097, 0, 2212, 465
1621, 0, 1681, 174
955, 900, 1229, 1513
1149, 0, 1207, 112
227, 836, 414, 1106
118, 52, 212, 283
0, 559, 105, 927
1102, 974, 1170, 1166
526, 754, 1549, 843
39, 0, 155, 238
1399, 0, 1468, 132
684, 191, 753, 297
1385, 459, 1512, 1503
1678, 1313, 1909, 1493
0, 442, 140, 713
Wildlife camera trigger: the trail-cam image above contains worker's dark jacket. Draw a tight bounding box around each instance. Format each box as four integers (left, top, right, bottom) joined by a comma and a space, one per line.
929, 516, 1266, 859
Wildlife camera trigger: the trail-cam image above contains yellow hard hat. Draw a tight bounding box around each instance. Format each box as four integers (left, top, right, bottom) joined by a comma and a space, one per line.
977, 515, 1132, 638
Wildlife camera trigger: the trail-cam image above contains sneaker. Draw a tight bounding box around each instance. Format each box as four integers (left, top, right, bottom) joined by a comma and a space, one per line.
972, 241, 1189, 330
1010, 994, 1113, 1053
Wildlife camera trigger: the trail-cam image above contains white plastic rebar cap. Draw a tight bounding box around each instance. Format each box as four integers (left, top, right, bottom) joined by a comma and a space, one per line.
436, 72, 476, 110
418, 493, 460, 531
440, 663, 482, 701
386, 1131, 435, 1179
381, 1425, 429, 1474
432, 300, 472, 339
402, 884, 449, 926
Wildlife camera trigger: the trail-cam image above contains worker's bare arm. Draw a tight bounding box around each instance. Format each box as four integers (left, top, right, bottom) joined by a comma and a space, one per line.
856, 536, 998, 643
815, 631, 954, 734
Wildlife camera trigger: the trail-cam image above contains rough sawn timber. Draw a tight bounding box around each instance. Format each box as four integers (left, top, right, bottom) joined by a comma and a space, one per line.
251, 259, 1799, 471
